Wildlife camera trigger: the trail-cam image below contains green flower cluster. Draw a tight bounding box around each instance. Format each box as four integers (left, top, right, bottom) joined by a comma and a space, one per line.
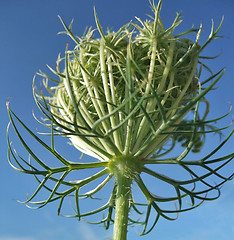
44, 5, 202, 162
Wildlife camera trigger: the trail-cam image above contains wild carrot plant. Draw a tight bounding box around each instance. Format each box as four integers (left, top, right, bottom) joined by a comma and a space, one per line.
7, 1, 234, 239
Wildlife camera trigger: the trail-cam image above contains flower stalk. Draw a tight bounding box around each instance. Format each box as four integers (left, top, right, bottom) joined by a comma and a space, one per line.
113, 180, 130, 240
109, 155, 143, 240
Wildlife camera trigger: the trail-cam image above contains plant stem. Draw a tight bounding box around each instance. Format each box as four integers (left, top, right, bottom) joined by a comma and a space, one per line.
108, 155, 143, 240
113, 172, 132, 240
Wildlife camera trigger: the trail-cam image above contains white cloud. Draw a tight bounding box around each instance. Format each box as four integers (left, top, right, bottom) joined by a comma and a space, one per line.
77, 223, 101, 240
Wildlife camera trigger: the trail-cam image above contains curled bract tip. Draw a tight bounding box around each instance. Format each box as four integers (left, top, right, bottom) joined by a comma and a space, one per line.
6, 98, 11, 107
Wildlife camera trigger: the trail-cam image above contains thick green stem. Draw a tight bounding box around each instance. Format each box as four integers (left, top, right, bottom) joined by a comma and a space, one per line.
109, 155, 143, 240
113, 172, 132, 240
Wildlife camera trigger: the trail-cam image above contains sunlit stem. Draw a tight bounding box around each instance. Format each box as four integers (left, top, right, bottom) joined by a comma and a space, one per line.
133, 36, 157, 152
100, 39, 123, 152
113, 172, 132, 240
109, 155, 143, 240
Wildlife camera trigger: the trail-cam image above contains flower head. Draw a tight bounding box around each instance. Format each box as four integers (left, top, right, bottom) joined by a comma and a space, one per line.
42, 5, 203, 161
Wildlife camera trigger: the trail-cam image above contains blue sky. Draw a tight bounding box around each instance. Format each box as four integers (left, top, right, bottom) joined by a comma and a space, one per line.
1, 0, 234, 239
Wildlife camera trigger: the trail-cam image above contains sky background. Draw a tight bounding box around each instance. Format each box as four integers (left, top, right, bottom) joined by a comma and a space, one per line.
1, 0, 234, 239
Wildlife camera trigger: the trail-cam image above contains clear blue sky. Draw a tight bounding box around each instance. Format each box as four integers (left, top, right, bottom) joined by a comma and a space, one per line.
0, 0, 234, 239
